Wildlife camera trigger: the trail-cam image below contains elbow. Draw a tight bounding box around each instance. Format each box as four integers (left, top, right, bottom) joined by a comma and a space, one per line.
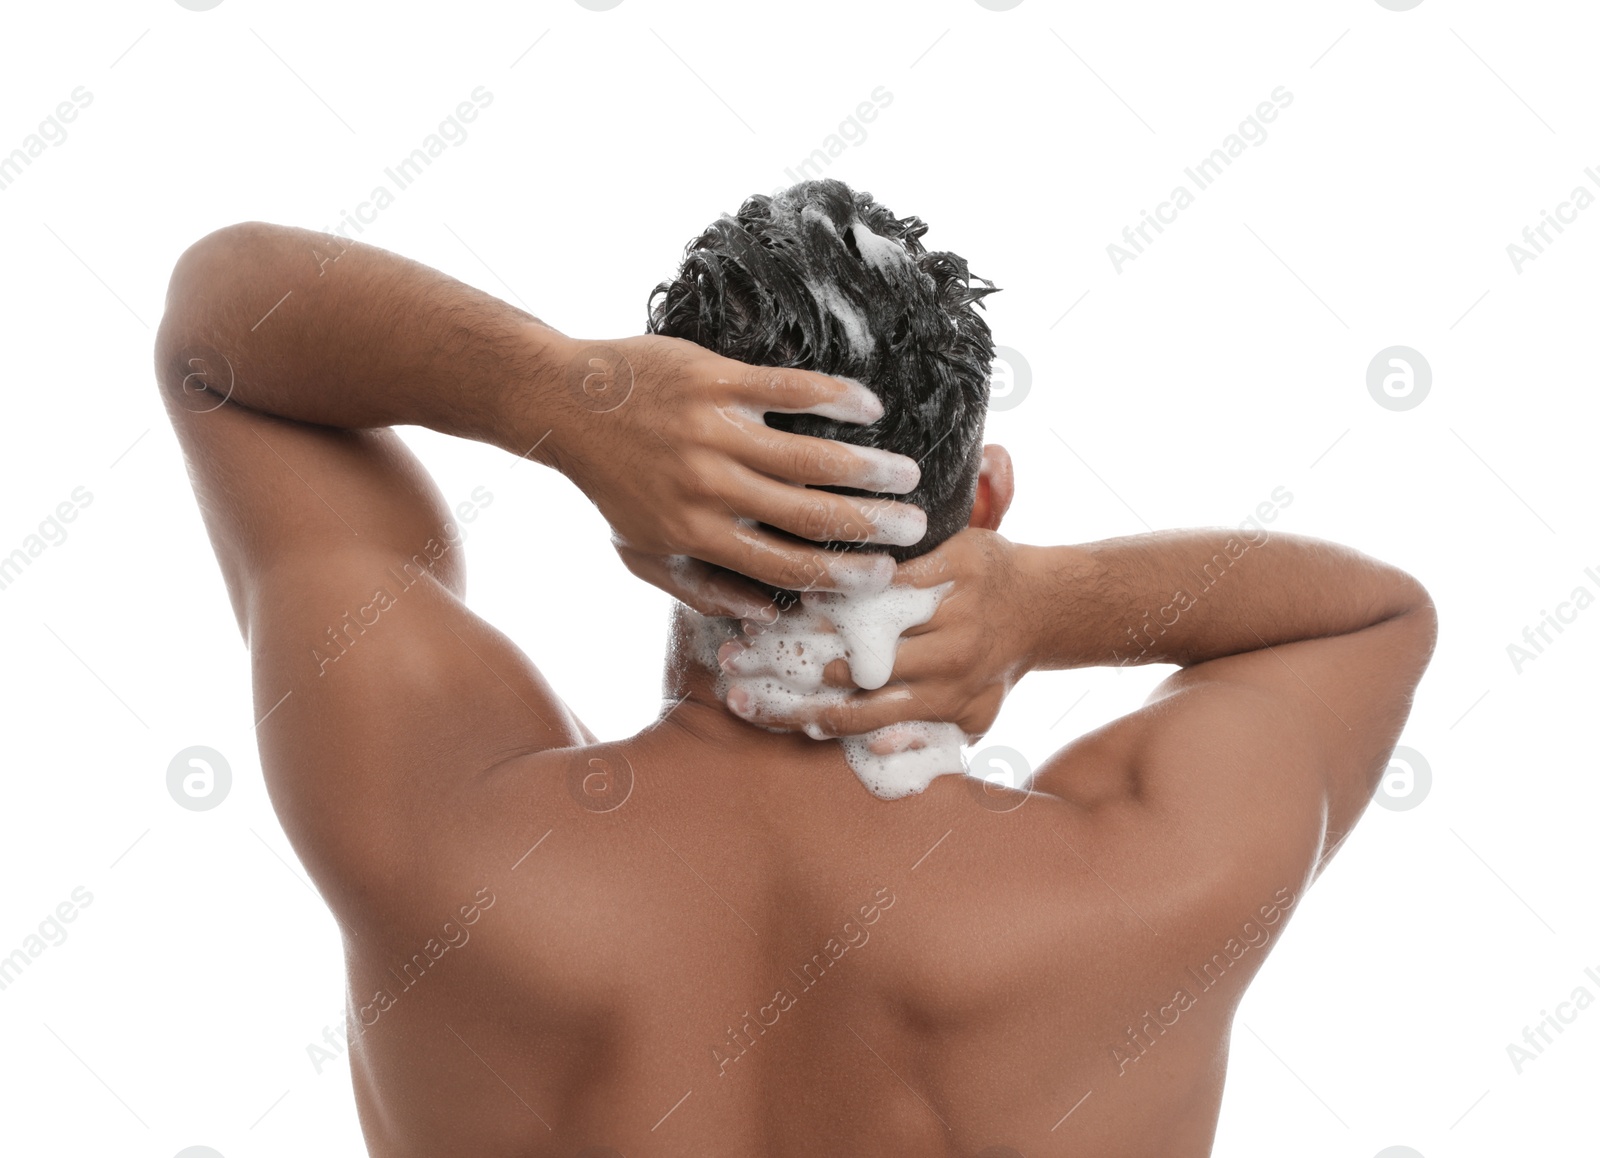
1395, 578, 1439, 668
1415, 587, 1439, 660
161, 220, 276, 317
1400, 571, 1436, 625
153, 221, 275, 396
1378, 561, 1435, 628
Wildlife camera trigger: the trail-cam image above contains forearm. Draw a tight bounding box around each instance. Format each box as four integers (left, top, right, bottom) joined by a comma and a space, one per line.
1017, 529, 1430, 670
153, 221, 572, 458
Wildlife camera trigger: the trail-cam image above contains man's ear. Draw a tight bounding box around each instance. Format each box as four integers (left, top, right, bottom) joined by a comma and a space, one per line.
967, 444, 1015, 532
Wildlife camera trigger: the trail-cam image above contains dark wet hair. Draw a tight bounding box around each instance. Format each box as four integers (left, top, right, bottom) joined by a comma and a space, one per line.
647, 178, 999, 568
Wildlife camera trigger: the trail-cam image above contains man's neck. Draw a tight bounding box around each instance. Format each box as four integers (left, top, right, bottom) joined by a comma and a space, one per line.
657, 604, 968, 800
658, 605, 755, 733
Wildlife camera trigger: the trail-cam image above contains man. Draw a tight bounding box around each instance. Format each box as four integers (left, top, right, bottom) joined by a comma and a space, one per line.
154, 180, 1436, 1157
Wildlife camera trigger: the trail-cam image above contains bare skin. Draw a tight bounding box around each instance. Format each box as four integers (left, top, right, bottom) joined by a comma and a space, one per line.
154, 223, 1438, 1157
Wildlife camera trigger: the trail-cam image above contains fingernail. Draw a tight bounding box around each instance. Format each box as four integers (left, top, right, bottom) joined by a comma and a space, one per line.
829, 554, 896, 595
841, 377, 884, 422
805, 376, 883, 425
868, 504, 927, 548
858, 448, 921, 495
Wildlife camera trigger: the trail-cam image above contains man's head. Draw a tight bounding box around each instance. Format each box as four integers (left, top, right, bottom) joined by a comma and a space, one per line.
647, 179, 1000, 567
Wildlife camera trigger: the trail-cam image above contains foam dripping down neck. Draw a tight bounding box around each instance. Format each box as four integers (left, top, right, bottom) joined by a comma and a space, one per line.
689, 581, 967, 800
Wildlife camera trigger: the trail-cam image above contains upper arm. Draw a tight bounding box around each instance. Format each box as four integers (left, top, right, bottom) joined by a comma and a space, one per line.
1136, 597, 1436, 863
155, 319, 590, 894
1033, 595, 1437, 920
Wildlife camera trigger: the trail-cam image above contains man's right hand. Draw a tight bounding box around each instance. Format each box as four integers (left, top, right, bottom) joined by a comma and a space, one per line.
550, 333, 930, 619
718, 526, 1040, 740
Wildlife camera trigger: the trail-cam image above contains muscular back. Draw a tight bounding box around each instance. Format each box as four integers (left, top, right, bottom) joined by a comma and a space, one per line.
325, 701, 1322, 1157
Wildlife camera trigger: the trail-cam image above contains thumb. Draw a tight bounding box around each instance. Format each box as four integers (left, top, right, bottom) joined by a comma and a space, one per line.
616, 547, 776, 620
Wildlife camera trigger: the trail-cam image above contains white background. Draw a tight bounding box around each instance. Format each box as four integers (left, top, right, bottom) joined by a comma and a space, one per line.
0, 1, 1595, 1155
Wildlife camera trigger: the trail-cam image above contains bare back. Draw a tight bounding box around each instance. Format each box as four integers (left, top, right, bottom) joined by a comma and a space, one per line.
329, 714, 1316, 1157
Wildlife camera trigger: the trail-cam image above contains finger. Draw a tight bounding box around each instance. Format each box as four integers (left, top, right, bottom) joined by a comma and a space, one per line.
820, 657, 855, 689
717, 638, 751, 673
810, 687, 933, 738
863, 722, 935, 755
734, 472, 927, 549
721, 647, 856, 687
826, 675, 997, 737
729, 683, 919, 738
734, 424, 920, 495
724, 363, 886, 425
893, 545, 960, 587
950, 686, 1005, 739
845, 631, 964, 682
790, 588, 927, 691
698, 522, 897, 596
756, 598, 949, 686
727, 658, 1004, 738
616, 547, 776, 620
666, 556, 780, 619
715, 631, 841, 684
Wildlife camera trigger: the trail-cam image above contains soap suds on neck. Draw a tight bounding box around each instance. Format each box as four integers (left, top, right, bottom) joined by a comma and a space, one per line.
699, 581, 968, 799
841, 721, 967, 800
